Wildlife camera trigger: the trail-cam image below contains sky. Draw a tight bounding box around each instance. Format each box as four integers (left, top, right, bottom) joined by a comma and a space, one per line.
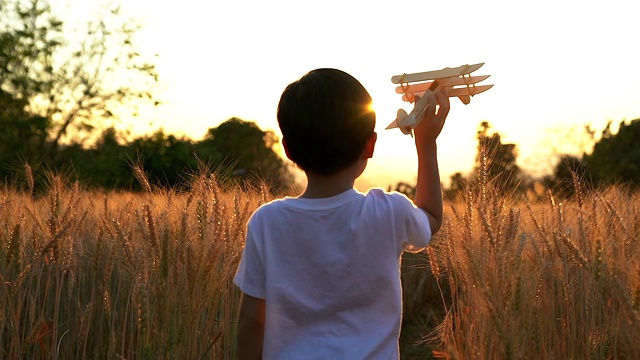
59, 0, 640, 189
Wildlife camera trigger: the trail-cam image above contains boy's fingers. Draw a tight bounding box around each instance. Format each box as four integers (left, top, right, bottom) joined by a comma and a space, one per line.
427, 94, 437, 115
439, 87, 449, 99
434, 89, 450, 118
436, 88, 449, 109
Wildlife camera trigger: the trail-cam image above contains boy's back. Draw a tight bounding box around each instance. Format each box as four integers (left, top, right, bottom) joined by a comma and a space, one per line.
234, 188, 430, 358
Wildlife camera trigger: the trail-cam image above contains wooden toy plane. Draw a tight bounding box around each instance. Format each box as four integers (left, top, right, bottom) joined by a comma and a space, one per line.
386, 63, 493, 135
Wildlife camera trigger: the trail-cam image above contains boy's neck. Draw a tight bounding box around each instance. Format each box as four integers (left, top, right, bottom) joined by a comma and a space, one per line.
300, 161, 365, 199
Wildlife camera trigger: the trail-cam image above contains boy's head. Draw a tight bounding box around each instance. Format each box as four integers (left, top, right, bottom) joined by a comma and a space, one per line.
277, 68, 376, 176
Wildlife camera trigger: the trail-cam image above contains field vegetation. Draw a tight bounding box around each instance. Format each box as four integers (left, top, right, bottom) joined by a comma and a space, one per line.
1, 167, 265, 359
403, 170, 640, 359
1, 165, 639, 359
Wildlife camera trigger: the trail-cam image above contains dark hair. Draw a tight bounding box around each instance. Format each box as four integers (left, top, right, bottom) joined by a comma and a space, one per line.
277, 68, 376, 175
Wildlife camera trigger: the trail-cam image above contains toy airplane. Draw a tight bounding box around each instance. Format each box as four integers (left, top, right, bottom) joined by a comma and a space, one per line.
386, 63, 493, 135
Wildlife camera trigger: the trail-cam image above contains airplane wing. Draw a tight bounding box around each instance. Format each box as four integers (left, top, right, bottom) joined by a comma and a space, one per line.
391, 63, 484, 84
401, 84, 494, 102
395, 75, 491, 94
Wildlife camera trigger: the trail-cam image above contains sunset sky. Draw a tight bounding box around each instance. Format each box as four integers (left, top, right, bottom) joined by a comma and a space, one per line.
59, 0, 639, 189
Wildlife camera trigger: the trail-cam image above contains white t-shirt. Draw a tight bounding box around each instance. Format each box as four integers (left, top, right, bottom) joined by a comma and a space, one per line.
234, 188, 431, 359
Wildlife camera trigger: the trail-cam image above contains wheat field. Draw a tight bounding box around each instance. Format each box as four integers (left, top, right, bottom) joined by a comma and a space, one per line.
1, 168, 639, 359
422, 179, 640, 359
0, 170, 267, 359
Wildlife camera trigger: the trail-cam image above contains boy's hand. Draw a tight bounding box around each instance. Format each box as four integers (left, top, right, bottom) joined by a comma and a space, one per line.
413, 88, 450, 144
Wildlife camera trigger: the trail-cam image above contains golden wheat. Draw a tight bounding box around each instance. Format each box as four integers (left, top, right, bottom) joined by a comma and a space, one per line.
3, 168, 640, 359
423, 180, 640, 359
0, 173, 265, 359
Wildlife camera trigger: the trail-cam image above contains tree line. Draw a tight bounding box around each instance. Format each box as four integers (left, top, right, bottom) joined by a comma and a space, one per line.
439, 119, 640, 199
0, 114, 294, 193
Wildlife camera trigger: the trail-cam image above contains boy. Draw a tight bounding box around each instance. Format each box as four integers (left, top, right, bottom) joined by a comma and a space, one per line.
234, 68, 449, 359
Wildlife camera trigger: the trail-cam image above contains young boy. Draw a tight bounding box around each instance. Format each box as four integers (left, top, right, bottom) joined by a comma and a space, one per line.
234, 68, 449, 359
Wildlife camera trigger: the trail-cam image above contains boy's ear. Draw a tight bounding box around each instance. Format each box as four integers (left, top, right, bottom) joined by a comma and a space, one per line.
363, 132, 377, 159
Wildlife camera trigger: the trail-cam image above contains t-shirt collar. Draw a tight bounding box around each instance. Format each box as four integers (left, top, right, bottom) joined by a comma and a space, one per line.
282, 188, 362, 211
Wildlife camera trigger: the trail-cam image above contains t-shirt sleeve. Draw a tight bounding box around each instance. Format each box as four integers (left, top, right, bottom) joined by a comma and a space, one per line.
389, 191, 432, 253
233, 215, 266, 299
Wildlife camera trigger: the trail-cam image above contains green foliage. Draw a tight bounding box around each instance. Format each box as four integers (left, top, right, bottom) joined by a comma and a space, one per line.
387, 182, 417, 199
475, 121, 521, 191
49, 118, 295, 192
0, 90, 49, 176
0, 0, 160, 157
444, 172, 468, 200
394, 122, 524, 199
130, 130, 198, 189
196, 117, 294, 192
545, 155, 591, 198
585, 118, 640, 189
438, 122, 523, 199
58, 128, 140, 190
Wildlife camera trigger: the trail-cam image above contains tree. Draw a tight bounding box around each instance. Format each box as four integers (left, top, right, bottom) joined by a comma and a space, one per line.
545, 154, 591, 198
475, 121, 521, 191
444, 172, 468, 200
536, 123, 596, 176
0, 89, 49, 184
15, 118, 295, 192
0, 0, 160, 158
387, 182, 416, 199
59, 127, 140, 190
584, 118, 640, 189
131, 130, 198, 189
197, 117, 294, 191
0, 90, 48, 158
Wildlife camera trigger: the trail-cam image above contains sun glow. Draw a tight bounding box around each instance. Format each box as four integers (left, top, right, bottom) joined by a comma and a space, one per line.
368, 102, 376, 115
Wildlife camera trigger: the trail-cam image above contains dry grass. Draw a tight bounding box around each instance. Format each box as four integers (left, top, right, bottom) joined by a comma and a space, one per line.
2, 166, 639, 359
420, 179, 640, 359
0, 171, 266, 359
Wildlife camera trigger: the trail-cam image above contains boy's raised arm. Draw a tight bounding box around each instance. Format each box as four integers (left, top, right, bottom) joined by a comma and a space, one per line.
412, 89, 450, 234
